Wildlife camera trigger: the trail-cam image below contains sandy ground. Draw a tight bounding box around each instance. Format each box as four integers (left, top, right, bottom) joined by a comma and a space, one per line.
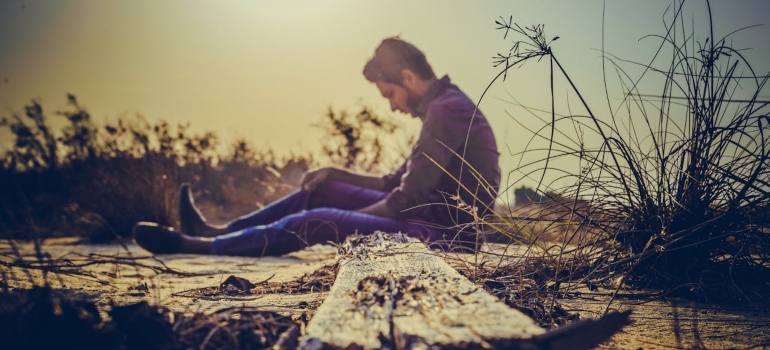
562, 296, 770, 349
2, 238, 769, 349
1, 238, 336, 320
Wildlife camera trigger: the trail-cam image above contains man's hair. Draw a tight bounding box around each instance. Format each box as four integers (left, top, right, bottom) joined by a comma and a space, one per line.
363, 37, 436, 85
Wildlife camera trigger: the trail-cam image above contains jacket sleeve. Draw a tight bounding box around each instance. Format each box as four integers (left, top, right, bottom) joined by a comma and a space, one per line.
381, 158, 408, 191
383, 99, 471, 217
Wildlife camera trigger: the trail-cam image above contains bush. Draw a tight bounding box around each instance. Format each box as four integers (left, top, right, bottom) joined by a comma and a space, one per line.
0, 96, 307, 240
313, 106, 415, 173
0, 96, 408, 242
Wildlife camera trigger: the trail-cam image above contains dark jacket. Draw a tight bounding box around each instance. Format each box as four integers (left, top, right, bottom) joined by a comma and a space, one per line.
382, 75, 501, 228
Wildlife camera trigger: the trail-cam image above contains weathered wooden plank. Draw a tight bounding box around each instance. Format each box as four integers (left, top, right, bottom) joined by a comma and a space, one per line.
300, 232, 546, 349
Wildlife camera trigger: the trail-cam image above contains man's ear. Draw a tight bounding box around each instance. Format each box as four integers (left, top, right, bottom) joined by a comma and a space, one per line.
400, 69, 419, 89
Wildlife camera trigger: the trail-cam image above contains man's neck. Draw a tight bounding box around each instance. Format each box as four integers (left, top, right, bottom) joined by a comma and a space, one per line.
412, 76, 448, 118
411, 77, 438, 98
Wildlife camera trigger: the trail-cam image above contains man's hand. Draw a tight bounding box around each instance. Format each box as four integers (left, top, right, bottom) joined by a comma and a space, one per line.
300, 167, 338, 191
300, 167, 387, 192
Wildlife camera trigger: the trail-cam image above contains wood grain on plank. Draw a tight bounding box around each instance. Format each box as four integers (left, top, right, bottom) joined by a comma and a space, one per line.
300, 232, 545, 349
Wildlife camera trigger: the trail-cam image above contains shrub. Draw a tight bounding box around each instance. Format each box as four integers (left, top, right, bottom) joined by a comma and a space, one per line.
313, 106, 416, 174
0, 97, 406, 242
0, 96, 305, 240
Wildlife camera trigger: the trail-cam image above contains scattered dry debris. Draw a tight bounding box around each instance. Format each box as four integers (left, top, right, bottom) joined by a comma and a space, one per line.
219, 275, 260, 294
460, 260, 580, 328
337, 231, 410, 259
173, 306, 301, 349
125, 281, 150, 296
262, 263, 336, 295
353, 271, 483, 319
171, 264, 337, 301
0, 286, 303, 349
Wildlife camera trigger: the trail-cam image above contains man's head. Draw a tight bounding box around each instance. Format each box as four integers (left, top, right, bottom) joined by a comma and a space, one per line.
364, 38, 437, 116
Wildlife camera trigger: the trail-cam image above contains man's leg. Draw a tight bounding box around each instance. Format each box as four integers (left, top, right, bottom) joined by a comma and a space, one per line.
180, 186, 313, 237
210, 208, 441, 256
220, 181, 389, 232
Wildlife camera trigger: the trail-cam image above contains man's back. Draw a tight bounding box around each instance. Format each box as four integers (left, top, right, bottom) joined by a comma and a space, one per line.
381, 75, 500, 228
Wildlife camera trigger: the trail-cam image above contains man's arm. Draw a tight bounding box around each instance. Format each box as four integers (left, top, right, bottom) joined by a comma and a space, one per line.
300, 167, 386, 191
301, 167, 396, 218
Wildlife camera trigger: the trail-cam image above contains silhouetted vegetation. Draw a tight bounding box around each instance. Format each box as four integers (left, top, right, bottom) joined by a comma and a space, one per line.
0, 96, 408, 242
314, 106, 415, 173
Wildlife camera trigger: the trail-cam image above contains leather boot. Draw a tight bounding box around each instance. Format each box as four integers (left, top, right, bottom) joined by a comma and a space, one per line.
179, 183, 207, 236
133, 222, 182, 254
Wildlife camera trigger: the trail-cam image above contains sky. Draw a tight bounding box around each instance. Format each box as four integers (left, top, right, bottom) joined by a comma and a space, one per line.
1, 0, 769, 195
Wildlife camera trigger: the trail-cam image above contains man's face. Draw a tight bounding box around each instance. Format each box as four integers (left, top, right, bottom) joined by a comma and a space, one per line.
375, 81, 420, 117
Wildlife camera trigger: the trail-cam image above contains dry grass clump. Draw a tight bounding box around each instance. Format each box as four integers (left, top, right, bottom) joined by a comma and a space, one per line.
476, 1, 769, 303
466, 260, 580, 328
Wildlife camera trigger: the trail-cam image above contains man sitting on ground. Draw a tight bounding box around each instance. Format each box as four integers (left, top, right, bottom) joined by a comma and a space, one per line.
133, 37, 501, 256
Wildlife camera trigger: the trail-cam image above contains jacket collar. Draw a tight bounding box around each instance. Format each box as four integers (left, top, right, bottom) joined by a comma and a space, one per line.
414, 75, 452, 118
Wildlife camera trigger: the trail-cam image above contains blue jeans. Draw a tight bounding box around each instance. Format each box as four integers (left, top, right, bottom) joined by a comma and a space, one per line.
210, 181, 442, 256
